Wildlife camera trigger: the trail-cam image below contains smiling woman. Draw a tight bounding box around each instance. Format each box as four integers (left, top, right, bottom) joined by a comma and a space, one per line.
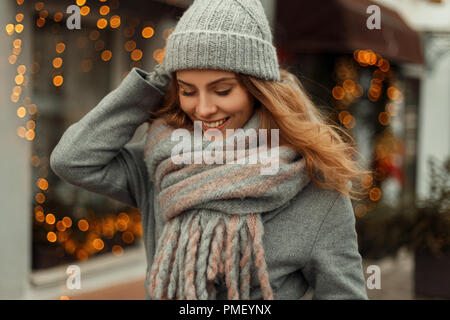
175, 69, 255, 138
51, 0, 371, 301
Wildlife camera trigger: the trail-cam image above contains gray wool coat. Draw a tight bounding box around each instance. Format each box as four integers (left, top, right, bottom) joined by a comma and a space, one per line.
50, 67, 369, 300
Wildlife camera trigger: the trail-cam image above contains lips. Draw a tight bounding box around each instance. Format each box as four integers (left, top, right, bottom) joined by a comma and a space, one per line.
201, 117, 230, 130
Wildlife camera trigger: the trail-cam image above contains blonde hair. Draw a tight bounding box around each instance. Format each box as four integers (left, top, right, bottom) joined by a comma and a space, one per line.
147, 68, 372, 200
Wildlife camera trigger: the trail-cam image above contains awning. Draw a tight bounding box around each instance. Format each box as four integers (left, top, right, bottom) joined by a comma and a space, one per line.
275, 0, 424, 65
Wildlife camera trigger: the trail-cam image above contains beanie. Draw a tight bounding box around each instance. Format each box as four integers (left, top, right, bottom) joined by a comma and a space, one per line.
162, 0, 281, 82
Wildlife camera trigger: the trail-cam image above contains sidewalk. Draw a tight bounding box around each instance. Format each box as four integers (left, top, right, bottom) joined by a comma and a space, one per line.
362, 248, 414, 300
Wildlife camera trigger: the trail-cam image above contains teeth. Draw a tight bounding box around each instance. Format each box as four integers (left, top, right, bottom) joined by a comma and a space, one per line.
203, 117, 228, 128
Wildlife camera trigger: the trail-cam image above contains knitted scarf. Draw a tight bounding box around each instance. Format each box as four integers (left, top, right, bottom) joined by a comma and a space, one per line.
143, 110, 311, 300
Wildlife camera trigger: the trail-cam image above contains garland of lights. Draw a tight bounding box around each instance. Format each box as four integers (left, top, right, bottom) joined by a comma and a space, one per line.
331, 49, 405, 218
6, 0, 172, 264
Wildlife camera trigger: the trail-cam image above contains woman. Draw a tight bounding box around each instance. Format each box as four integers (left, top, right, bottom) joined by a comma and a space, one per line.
51, 0, 370, 300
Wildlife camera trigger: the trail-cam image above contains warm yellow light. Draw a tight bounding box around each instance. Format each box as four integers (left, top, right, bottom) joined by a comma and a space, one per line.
354, 204, 367, 218
110, 15, 121, 28
153, 49, 165, 64
8, 55, 17, 64
25, 129, 35, 141
31, 155, 40, 167
37, 178, 48, 191
130, 49, 143, 61
369, 187, 382, 201
56, 42, 66, 53
13, 87, 22, 97
118, 212, 130, 223
47, 232, 57, 243
101, 50, 112, 61
78, 219, 89, 232
5, 24, 14, 35
45, 213, 56, 225
17, 0, 24, 5
16, 14, 24, 22
13, 39, 22, 48
60, 296, 70, 300
97, 18, 108, 29
80, 6, 90, 16
56, 221, 66, 232
76, 0, 86, 6
15, 24, 24, 34
36, 17, 46, 28
35, 1, 44, 11
11, 94, 19, 103
112, 245, 124, 256
116, 220, 127, 232
39, 10, 48, 18
93, 238, 104, 251
17, 65, 26, 74
379, 59, 390, 72
15, 74, 24, 85
53, 75, 63, 87
27, 120, 36, 130
142, 27, 154, 39
89, 30, 100, 41
53, 12, 64, 22
387, 86, 402, 101
122, 231, 134, 244
99, 5, 110, 15
52, 57, 63, 68
13, 47, 21, 56
332, 86, 345, 100
124, 40, 136, 52
28, 104, 37, 115
16, 126, 26, 138
16, 106, 26, 118
62, 217, 72, 228
342, 79, 355, 93
378, 111, 390, 126
35, 211, 45, 223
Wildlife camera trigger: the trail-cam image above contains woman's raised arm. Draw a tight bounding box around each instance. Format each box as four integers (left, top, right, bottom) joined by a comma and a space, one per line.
50, 66, 170, 209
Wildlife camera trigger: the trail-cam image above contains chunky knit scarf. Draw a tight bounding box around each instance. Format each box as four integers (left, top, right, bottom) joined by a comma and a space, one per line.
143, 110, 311, 300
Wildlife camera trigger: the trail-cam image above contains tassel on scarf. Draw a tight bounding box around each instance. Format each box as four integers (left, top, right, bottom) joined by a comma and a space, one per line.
147, 211, 273, 300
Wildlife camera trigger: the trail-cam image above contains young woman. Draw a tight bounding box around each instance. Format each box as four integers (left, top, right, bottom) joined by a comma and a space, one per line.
51, 0, 370, 300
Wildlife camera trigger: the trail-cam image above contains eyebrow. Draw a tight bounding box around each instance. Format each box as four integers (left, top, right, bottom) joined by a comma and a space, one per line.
177, 77, 237, 87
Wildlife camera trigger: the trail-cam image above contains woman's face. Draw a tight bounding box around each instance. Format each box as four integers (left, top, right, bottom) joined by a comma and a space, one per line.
176, 69, 254, 138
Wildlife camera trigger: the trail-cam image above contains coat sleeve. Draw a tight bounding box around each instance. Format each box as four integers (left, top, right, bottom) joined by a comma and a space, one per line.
49, 67, 165, 208
301, 193, 369, 300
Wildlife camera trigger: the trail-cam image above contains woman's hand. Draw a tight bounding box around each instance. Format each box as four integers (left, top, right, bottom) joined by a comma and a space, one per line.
146, 63, 172, 94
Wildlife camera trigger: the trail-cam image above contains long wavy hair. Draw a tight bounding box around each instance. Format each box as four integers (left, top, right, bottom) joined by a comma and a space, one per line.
146, 67, 372, 201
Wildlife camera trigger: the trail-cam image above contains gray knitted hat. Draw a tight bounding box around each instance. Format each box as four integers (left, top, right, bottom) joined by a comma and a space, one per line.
163, 0, 281, 82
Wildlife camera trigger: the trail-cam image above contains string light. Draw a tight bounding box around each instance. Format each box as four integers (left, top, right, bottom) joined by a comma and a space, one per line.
6, 0, 146, 267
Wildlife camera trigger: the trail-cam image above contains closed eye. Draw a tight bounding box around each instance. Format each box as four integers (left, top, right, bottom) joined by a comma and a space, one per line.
180, 89, 232, 96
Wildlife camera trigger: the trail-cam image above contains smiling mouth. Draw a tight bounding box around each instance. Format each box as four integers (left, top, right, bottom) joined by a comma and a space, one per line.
201, 117, 230, 130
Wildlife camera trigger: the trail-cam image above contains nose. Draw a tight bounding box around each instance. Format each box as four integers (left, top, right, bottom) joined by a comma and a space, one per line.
195, 92, 218, 119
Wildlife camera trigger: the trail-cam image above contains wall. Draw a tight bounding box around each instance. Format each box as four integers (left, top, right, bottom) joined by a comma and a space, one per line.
0, 0, 32, 299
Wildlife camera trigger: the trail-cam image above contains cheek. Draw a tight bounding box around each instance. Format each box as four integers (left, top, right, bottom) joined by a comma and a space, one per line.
221, 93, 253, 114
179, 96, 195, 115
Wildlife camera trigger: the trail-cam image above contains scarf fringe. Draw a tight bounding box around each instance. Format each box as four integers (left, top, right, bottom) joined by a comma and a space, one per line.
147, 211, 274, 300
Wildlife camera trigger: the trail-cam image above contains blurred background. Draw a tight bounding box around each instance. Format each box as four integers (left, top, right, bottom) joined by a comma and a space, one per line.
0, 0, 448, 300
